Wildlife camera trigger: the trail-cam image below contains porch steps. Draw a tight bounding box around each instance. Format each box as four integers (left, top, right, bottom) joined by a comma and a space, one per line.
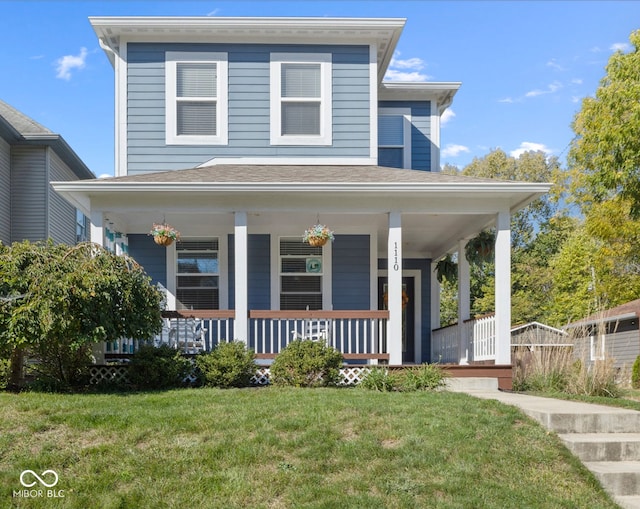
453, 390, 640, 509
446, 377, 498, 392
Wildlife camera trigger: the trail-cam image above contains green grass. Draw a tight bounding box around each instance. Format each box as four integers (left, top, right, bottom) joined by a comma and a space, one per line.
0, 388, 618, 509
523, 388, 640, 411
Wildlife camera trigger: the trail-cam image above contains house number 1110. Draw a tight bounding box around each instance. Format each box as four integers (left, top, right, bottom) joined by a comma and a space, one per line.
393, 242, 399, 271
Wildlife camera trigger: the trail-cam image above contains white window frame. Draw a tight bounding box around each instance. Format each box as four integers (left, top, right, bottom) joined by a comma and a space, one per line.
378, 107, 412, 169
270, 53, 332, 146
175, 238, 220, 310
165, 51, 228, 145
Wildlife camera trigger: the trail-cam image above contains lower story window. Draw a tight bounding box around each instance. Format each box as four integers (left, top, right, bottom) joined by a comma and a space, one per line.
280, 237, 322, 310
176, 239, 219, 309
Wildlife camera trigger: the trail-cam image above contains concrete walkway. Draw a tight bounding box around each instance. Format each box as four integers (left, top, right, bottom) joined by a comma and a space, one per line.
452, 384, 640, 509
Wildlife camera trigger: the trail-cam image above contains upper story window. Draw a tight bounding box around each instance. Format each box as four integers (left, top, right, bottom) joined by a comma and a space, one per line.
165, 51, 228, 145
270, 53, 332, 146
378, 108, 412, 169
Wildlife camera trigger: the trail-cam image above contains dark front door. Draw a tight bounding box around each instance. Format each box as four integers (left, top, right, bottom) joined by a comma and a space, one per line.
379, 276, 415, 364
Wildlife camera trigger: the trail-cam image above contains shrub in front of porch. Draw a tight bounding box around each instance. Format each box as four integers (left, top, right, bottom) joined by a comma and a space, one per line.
270, 339, 343, 388
195, 342, 256, 388
359, 364, 448, 392
128, 345, 192, 390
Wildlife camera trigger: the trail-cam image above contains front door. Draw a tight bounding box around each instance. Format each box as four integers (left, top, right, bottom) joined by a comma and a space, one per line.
378, 276, 415, 364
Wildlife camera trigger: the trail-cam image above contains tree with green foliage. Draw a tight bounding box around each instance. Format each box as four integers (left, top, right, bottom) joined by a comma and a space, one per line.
0, 241, 163, 389
569, 29, 640, 216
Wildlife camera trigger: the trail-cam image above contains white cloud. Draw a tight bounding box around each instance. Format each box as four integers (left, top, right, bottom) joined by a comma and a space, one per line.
546, 59, 565, 71
571, 78, 583, 85
55, 47, 88, 80
442, 144, 470, 158
572, 96, 582, 104
383, 69, 430, 82
440, 108, 455, 125
610, 42, 631, 52
207, 8, 220, 16
384, 51, 430, 81
98, 173, 112, 179
525, 81, 562, 98
509, 142, 553, 158
498, 97, 516, 103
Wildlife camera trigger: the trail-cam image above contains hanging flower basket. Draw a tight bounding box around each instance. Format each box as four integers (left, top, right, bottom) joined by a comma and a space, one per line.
149, 223, 180, 246
303, 224, 334, 247
465, 230, 495, 264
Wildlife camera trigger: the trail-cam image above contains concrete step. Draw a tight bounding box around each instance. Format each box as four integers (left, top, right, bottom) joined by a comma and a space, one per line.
559, 433, 640, 462
446, 377, 498, 391
586, 461, 640, 496
616, 495, 640, 509
523, 408, 640, 434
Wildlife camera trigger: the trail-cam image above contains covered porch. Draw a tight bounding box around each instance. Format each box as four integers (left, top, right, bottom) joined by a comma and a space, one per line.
53, 165, 550, 370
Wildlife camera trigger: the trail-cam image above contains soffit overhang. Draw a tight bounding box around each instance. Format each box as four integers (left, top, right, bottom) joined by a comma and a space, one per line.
90, 16, 406, 80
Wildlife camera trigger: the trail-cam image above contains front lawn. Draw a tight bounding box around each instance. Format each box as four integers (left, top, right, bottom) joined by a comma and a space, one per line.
0, 388, 618, 508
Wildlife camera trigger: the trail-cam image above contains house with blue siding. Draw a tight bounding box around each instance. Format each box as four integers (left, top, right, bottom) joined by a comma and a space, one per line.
52, 16, 549, 380
0, 100, 94, 246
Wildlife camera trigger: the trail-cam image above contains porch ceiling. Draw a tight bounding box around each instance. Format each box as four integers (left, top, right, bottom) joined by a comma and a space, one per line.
52, 165, 550, 259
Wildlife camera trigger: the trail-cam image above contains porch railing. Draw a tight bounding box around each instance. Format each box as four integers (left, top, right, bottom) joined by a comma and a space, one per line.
248, 310, 389, 360
431, 315, 496, 364
104, 309, 389, 360
104, 310, 236, 356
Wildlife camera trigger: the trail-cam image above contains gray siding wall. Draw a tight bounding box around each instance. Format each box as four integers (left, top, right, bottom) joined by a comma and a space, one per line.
127, 43, 371, 174
48, 150, 77, 245
607, 330, 640, 370
228, 234, 271, 310
378, 100, 432, 171
0, 137, 10, 244
128, 233, 167, 287
332, 235, 370, 310
10, 146, 47, 241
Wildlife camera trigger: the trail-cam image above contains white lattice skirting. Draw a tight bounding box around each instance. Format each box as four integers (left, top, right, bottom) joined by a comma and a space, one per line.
89, 365, 371, 386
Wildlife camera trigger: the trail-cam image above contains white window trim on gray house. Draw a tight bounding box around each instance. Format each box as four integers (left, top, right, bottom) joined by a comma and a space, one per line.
165, 51, 228, 145
270, 53, 332, 146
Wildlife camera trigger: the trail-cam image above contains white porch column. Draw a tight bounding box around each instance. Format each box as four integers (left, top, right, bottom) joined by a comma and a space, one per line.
387, 212, 403, 365
458, 240, 471, 364
494, 210, 511, 365
234, 211, 248, 343
90, 210, 104, 247
430, 261, 441, 330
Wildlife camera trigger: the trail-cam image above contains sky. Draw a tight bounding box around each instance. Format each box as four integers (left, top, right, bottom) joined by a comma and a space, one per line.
1, 0, 639, 178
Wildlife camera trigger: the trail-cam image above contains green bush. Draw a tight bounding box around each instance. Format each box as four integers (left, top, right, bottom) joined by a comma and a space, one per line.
128, 345, 192, 390
401, 364, 449, 391
196, 342, 256, 388
0, 358, 10, 390
632, 355, 640, 389
358, 367, 399, 392
270, 339, 343, 387
359, 364, 448, 392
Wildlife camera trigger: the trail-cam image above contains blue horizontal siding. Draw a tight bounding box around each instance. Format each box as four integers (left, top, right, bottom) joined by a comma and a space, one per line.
378, 100, 432, 171
128, 233, 167, 287
332, 235, 370, 310
126, 42, 371, 175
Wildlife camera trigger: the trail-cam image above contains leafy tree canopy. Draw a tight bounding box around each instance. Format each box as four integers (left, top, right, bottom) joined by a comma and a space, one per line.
569, 29, 640, 216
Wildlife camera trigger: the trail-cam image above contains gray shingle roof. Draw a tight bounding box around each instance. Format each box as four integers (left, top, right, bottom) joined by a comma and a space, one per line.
0, 100, 53, 135
101, 165, 510, 185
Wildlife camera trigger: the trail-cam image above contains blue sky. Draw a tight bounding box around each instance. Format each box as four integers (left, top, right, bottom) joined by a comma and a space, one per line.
1, 1, 639, 178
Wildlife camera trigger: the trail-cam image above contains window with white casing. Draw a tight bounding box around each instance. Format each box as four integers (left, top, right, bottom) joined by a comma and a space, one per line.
176, 239, 219, 310
378, 108, 412, 169
280, 238, 323, 310
165, 52, 228, 145
270, 53, 332, 145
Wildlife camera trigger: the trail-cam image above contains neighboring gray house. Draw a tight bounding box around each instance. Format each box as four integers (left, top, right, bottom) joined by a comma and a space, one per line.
53, 16, 549, 369
0, 100, 94, 246
566, 299, 640, 372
